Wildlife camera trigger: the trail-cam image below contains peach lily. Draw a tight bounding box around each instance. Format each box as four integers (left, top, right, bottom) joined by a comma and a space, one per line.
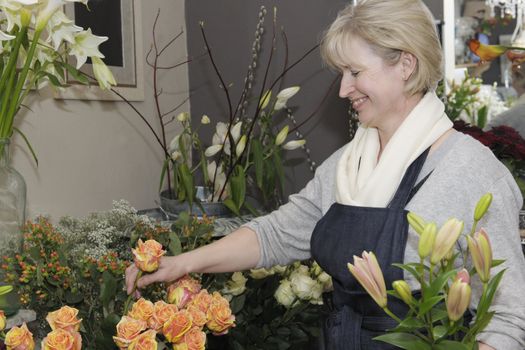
467, 228, 492, 283
347, 251, 387, 308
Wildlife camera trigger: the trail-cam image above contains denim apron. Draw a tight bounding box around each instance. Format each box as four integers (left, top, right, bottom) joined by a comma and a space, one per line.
311, 149, 430, 350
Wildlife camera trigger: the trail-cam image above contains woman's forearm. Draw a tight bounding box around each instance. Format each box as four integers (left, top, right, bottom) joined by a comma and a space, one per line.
183, 226, 261, 274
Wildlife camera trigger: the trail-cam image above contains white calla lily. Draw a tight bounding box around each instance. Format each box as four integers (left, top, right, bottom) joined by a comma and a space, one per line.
47, 10, 82, 49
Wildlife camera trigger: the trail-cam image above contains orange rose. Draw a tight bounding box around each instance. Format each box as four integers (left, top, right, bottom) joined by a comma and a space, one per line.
167, 286, 193, 309
186, 306, 207, 328
46, 306, 82, 332
162, 309, 192, 343
113, 316, 148, 350
128, 329, 157, 350
128, 298, 154, 322
206, 292, 235, 335
0, 310, 6, 331
148, 301, 178, 332
171, 275, 201, 294
41, 329, 81, 350
5, 323, 35, 350
172, 327, 206, 350
132, 239, 166, 272
187, 290, 212, 314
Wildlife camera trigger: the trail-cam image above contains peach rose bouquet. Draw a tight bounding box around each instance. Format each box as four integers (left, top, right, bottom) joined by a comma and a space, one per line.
118, 239, 235, 349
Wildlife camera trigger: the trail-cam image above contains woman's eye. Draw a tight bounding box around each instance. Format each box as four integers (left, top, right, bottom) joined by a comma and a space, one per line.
350, 70, 360, 77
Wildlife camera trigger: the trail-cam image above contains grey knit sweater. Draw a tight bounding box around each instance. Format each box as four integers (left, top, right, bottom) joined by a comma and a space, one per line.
244, 131, 525, 349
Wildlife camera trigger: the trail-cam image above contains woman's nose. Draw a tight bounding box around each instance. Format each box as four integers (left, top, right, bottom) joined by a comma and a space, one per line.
339, 73, 355, 98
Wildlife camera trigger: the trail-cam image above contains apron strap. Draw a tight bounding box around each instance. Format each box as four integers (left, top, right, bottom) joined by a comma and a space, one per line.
388, 148, 430, 209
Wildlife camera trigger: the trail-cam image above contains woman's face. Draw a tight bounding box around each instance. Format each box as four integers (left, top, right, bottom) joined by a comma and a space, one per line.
338, 36, 409, 129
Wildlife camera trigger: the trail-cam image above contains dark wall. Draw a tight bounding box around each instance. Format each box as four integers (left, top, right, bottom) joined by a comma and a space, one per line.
185, 1, 443, 199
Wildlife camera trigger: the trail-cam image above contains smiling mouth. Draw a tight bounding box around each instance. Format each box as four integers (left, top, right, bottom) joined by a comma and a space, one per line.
351, 96, 367, 110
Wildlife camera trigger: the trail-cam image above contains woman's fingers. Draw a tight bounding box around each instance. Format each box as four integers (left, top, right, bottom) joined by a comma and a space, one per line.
125, 264, 139, 294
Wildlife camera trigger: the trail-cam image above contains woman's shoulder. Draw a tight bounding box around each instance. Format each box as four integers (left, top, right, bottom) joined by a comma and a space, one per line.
436, 131, 515, 187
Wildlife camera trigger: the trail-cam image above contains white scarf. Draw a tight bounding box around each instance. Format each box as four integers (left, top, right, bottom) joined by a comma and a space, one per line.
335, 92, 452, 207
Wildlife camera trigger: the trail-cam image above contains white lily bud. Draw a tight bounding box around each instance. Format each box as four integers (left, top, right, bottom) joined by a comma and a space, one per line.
201, 115, 210, 124
168, 134, 180, 153
92, 56, 116, 90
236, 135, 247, 157
282, 139, 305, 150
259, 90, 271, 109
231, 121, 242, 142
275, 125, 289, 146
205, 144, 222, 157
177, 112, 189, 122
274, 86, 300, 110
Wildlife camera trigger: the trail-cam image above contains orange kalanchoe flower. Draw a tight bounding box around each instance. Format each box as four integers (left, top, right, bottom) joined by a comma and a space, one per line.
468, 39, 508, 62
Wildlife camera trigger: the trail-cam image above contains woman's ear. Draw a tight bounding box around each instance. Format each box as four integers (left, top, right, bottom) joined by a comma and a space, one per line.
400, 52, 417, 81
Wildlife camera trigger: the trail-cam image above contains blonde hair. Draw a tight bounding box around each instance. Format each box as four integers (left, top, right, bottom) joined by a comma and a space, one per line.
320, 0, 442, 95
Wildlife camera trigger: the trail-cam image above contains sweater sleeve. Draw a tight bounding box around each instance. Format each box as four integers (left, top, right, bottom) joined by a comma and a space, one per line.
474, 176, 525, 349
243, 151, 340, 268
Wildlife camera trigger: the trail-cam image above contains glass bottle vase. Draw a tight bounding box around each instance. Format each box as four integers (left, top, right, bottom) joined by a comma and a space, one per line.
0, 137, 26, 254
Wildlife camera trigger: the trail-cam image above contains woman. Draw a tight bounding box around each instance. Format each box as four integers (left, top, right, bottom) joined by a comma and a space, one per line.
126, 1, 525, 348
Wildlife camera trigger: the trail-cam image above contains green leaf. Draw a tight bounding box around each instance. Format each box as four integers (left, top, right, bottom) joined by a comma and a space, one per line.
230, 165, 246, 210
223, 198, 240, 216
398, 317, 425, 330
179, 163, 194, 207
392, 263, 422, 282
63, 62, 89, 84
476, 269, 506, 320
243, 201, 260, 216
433, 340, 470, 350
159, 158, 170, 192
430, 308, 448, 322
168, 231, 182, 256
252, 139, 264, 189
418, 295, 445, 316
65, 291, 84, 304
12, 127, 38, 165
99, 270, 117, 310
476, 105, 488, 129
424, 269, 457, 299
230, 294, 246, 314
491, 259, 504, 268
373, 333, 432, 350
272, 150, 285, 194
432, 325, 447, 340
41, 71, 62, 87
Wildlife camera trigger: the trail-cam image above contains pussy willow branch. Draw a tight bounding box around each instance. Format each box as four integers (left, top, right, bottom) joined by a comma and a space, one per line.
216, 7, 278, 201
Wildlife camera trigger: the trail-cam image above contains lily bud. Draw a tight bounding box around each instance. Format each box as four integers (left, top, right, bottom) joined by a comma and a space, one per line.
407, 212, 426, 235
282, 139, 306, 150
231, 122, 242, 143
92, 56, 116, 90
418, 222, 436, 259
235, 135, 247, 157
177, 112, 189, 122
474, 193, 492, 221
274, 86, 300, 110
392, 280, 413, 306
466, 228, 492, 283
259, 90, 271, 109
347, 251, 387, 308
430, 218, 463, 264
446, 269, 471, 321
275, 125, 289, 146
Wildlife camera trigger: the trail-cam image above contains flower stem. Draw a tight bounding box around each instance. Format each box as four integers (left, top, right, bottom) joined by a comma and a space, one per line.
382, 307, 402, 323
123, 270, 143, 314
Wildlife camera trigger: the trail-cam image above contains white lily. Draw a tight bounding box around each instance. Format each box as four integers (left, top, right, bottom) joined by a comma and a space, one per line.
46, 10, 82, 50
212, 122, 231, 155
168, 135, 180, 153
236, 135, 247, 157
35, 0, 88, 31
282, 139, 306, 150
274, 86, 300, 111
92, 56, 116, 90
259, 90, 271, 109
231, 121, 242, 142
177, 112, 189, 122
205, 144, 223, 157
69, 28, 107, 69
206, 161, 227, 200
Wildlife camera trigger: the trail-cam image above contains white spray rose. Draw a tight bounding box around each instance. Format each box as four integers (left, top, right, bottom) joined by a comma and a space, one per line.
274, 279, 295, 308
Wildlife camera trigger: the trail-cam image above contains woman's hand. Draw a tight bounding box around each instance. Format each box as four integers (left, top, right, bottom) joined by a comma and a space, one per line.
125, 255, 187, 295
478, 342, 496, 350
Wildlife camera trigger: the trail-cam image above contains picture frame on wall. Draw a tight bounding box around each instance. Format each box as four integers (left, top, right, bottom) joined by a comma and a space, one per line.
55, 0, 144, 101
